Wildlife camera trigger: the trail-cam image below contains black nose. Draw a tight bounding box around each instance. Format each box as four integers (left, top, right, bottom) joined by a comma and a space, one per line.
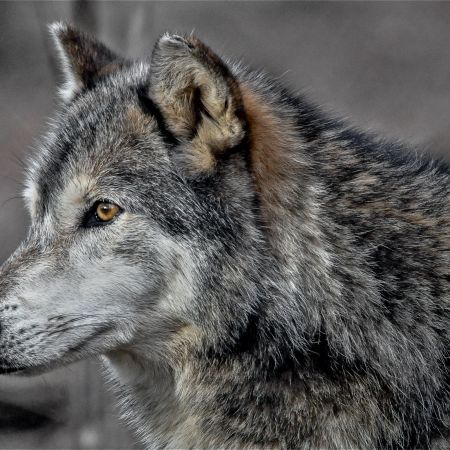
0, 366, 22, 375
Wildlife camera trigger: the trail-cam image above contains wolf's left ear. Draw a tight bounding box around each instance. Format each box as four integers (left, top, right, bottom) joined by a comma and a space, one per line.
150, 34, 247, 174
49, 22, 124, 102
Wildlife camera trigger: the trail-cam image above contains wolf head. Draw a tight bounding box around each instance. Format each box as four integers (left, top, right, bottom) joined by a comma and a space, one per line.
0, 23, 269, 375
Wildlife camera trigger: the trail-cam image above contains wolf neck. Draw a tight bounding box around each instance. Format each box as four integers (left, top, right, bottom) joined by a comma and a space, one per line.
240, 81, 333, 342
155, 84, 340, 446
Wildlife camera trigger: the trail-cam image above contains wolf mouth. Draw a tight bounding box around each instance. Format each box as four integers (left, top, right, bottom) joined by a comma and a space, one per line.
0, 324, 114, 377
0, 366, 26, 375
67, 324, 114, 353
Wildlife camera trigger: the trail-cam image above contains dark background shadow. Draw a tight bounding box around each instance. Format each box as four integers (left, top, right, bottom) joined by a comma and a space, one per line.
1, 1, 450, 448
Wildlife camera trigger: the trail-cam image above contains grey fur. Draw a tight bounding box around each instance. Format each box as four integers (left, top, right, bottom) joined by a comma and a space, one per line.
0, 23, 449, 449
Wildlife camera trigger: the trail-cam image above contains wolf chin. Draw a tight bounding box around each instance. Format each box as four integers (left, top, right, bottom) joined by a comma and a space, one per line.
0, 23, 449, 449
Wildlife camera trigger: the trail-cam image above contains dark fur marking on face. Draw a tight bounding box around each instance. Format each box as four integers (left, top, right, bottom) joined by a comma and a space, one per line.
35, 109, 100, 216
135, 87, 178, 147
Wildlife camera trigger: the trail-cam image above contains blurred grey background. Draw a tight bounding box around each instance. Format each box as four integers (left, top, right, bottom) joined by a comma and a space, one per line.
1, 1, 450, 448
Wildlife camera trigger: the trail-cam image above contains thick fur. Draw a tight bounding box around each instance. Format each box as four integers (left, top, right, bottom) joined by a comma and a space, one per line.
0, 23, 449, 449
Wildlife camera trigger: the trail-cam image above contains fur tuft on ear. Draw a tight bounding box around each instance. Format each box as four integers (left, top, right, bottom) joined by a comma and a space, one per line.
49, 22, 124, 102
150, 34, 247, 175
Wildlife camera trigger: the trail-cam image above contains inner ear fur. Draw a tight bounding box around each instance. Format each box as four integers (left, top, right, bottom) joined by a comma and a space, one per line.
150, 34, 247, 174
49, 22, 125, 102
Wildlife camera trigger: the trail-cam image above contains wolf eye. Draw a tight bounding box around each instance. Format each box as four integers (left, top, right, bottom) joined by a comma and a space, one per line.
96, 202, 120, 222
83, 201, 122, 228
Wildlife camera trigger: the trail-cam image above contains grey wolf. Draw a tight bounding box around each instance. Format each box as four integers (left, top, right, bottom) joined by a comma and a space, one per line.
0, 22, 449, 449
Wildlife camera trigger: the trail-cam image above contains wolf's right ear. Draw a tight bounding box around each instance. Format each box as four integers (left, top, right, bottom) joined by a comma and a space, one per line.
49, 22, 124, 103
149, 34, 247, 175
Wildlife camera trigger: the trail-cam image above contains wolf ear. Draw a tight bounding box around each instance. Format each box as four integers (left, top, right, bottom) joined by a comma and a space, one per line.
150, 34, 247, 174
49, 22, 124, 102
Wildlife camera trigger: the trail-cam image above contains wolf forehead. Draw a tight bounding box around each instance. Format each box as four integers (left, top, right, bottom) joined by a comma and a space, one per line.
25, 79, 175, 215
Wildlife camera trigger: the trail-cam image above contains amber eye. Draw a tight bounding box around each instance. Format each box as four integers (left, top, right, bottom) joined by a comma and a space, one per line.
83, 201, 122, 228
96, 202, 120, 222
